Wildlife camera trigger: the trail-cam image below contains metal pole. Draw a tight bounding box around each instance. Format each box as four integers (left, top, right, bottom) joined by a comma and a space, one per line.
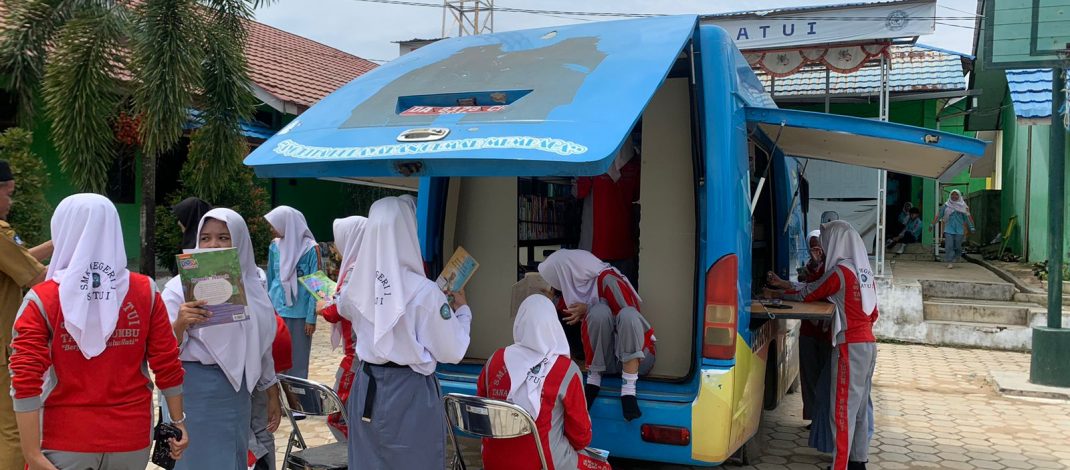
1048, 67, 1065, 329
825, 68, 831, 114
875, 55, 889, 276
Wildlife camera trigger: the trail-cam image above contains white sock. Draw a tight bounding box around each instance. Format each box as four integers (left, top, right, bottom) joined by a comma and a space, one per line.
586, 371, 602, 387
621, 372, 639, 396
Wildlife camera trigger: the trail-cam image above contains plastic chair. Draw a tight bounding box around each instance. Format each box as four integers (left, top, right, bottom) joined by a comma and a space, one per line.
442, 393, 549, 470
277, 374, 348, 470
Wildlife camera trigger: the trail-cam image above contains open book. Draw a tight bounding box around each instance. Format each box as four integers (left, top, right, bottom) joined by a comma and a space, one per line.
436, 246, 479, 293
175, 248, 249, 328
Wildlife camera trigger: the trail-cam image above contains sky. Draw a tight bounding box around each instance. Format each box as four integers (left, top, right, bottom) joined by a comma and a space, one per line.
253, 0, 982, 63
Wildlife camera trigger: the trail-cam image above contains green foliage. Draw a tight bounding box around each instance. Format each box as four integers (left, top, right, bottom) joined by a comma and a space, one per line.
40, 4, 128, 193
0, 0, 77, 120
157, 156, 272, 273
1033, 261, 1070, 282
0, 128, 51, 246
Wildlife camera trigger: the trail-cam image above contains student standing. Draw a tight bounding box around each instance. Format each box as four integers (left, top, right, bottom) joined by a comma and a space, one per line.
772, 220, 879, 470
265, 206, 320, 379
315, 215, 367, 442
478, 294, 592, 470
163, 209, 281, 470
0, 160, 52, 470
341, 197, 472, 469
9, 194, 189, 470
933, 190, 975, 269
538, 249, 655, 421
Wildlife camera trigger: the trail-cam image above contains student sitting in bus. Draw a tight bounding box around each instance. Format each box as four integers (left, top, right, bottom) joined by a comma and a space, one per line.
767, 221, 878, 470
538, 249, 655, 421
478, 294, 592, 470
886, 207, 922, 254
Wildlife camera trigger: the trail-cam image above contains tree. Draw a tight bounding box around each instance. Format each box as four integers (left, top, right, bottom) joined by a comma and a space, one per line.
0, 128, 51, 245
1, 0, 272, 277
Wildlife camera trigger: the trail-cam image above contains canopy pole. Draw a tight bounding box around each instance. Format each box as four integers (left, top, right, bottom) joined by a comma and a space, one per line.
875, 55, 889, 277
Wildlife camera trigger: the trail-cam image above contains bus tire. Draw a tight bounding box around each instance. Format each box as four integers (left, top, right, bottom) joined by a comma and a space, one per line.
729, 418, 764, 465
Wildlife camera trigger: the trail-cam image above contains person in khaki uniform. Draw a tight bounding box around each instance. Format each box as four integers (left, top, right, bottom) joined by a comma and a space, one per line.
0, 160, 50, 469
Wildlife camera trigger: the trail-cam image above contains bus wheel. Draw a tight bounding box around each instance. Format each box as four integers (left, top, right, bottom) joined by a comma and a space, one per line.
728, 422, 764, 465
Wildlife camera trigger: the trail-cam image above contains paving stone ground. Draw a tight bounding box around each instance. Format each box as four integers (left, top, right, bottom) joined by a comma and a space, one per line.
153, 329, 1070, 469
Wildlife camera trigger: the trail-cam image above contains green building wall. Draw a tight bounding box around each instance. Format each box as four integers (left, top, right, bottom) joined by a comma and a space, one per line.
999, 94, 1070, 263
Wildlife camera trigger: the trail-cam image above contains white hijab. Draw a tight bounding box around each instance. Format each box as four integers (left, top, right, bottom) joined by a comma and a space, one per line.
505, 295, 571, 419
344, 197, 424, 355
808, 229, 821, 242
264, 206, 317, 306
820, 220, 876, 317
190, 208, 276, 392
47, 194, 131, 360
330, 216, 367, 348
538, 249, 638, 307
942, 190, 970, 224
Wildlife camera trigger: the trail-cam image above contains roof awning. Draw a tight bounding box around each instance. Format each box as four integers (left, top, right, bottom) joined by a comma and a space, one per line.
746, 107, 987, 181
244, 15, 699, 180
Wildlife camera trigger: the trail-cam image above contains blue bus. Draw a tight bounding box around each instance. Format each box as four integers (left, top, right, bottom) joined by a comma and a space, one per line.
245, 15, 985, 466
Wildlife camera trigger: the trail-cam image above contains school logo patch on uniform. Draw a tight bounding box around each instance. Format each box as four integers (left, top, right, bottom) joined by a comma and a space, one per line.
439, 303, 452, 320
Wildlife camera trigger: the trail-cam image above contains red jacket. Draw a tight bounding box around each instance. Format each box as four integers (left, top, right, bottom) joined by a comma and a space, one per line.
791, 266, 877, 344
478, 352, 591, 470
575, 159, 640, 261
9, 274, 184, 453
320, 303, 355, 373
273, 314, 293, 373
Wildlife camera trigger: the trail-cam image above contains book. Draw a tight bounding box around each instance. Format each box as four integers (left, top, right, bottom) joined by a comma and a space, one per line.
436, 246, 479, 293
299, 270, 338, 301
175, 248, 249, 329
510, 272, 551, 318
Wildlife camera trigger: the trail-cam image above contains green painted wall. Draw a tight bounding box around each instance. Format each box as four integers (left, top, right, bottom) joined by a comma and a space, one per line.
999, 92, 1070, 263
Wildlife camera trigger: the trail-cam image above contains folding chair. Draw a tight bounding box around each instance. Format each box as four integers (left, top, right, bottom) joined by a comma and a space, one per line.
277, 374, 348, 470
442, 393, 549, 470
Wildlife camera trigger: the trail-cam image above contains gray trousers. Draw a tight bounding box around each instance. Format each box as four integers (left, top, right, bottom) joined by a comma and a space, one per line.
829, 342, 877, 469
585, 303, 655, 375
284, 316, 312, 379
250, 387, 276, 468
43, 447, 149, 470
944, 233, 964, 263
348, 362, 446, 469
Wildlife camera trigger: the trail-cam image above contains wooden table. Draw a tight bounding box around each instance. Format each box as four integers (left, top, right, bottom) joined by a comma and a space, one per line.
750, 300, 834, 320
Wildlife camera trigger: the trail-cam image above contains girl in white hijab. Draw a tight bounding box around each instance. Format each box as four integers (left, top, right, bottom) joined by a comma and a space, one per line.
315, 215, 367, 442
477, 295, 592, 470
162, 208, 280, 470
932, 190, 975, 268
10, 194, 189, 469
774, 220, 878, 470
342, 196, 472, 470
264, 205, 319, 379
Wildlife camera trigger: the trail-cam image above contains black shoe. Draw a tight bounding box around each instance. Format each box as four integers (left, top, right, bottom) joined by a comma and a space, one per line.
848, 462, 867, 470
621, 395, 642, 421
805, 423, 812, 431
584, 384, 600, 410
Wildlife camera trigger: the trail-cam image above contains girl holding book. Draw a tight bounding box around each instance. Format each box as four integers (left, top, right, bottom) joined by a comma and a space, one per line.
341, 196, 472, 469
162, 208, 281, 470
264, 206, 320, 379
315, 215, 367, 442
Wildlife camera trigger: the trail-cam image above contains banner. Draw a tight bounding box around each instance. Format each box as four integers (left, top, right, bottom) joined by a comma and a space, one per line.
702, 0, 936, 51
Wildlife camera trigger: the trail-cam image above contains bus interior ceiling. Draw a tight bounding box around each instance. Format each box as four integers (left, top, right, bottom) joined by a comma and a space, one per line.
439, 76, 697, 380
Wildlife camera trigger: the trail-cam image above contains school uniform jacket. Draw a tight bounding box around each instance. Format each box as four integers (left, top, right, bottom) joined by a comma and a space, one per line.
9, 274, 184, 453
787, 265, 877, 345
478, 352, 592, 470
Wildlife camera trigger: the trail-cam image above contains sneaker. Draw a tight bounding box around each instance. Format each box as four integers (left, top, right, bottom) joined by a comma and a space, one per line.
947, 263, 954, 269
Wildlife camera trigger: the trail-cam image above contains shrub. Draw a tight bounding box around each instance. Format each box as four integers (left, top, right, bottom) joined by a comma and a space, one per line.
0, 128, 51, 246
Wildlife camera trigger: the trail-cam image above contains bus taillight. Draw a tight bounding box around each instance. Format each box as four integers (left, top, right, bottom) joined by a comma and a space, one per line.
640, 424, 691, 446
702, 254, 738, 360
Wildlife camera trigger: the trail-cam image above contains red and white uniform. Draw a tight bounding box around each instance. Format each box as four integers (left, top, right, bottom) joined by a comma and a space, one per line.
320, 300, 354, 439
9, 274, 183, 453
577, 269, 655, 373
478, 353, 591, 470
574, 158, 640, 262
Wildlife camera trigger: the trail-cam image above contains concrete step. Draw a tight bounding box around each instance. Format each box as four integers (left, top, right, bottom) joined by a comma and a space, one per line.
923, 320, 1032, 352
890, 253, 938, 262
1015, 292, 1070, 307
923, 298, 1031, 326
919, 280, 1017, 302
